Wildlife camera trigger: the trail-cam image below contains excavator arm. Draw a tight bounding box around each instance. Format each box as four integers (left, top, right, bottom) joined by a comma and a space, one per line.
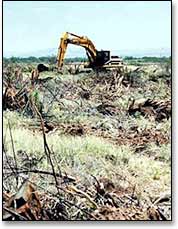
57, 32, 97, 69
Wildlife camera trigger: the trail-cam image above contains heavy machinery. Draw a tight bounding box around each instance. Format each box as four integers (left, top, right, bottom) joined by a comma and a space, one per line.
57, 32, 123, 71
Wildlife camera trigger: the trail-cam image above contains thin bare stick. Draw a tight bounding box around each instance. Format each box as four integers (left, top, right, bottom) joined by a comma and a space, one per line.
68, 185, 98, 209
51, 149, 62, 178
3, 207, 28, 221
7, 120, 18, 188
3, 146, 18, 191
31, 99, 61, 194
3, 144, 16, 177
4, 168, 76, 182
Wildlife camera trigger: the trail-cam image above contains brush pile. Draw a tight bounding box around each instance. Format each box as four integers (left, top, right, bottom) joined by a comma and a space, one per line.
3, 62, 171, 220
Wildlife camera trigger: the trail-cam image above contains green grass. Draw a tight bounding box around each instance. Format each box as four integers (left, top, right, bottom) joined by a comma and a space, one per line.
3, 114, 170, 199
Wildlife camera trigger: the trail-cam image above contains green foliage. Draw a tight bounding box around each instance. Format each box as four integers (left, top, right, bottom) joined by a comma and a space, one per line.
3, 56, 87, 64
32, 90, 40, 103
124, 56, 171, 65
64, 57, 87, 63
4, 55, 170, 68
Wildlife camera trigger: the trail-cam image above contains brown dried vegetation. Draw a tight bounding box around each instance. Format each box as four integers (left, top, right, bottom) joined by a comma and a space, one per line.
3, 62, 171, 220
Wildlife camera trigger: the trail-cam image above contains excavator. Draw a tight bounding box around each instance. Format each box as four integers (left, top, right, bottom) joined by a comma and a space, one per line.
56, 32, 123, 71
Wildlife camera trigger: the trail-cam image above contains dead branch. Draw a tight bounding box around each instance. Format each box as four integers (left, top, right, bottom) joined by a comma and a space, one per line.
4, 168, 76, 183
67, 185, 98, 209
8, 120, 18, 188
3, 207, 28, 221
31, 98, 61, 194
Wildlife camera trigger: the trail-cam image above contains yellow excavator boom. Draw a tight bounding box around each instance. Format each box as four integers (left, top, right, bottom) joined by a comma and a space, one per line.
57, 32, 123, 70
57, 32, 97, 69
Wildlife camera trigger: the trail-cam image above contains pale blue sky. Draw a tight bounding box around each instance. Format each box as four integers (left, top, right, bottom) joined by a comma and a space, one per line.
3, 1, 171, 57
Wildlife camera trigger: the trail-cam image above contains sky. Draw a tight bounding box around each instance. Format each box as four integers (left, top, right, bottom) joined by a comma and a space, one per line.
3, 1, 171, 57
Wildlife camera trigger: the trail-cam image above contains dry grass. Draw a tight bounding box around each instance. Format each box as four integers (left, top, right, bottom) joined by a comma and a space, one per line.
3, 62, 171, 220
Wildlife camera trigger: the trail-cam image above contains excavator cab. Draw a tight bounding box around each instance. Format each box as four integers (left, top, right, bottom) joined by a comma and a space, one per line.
95, 50, 110, 66
93, 50, 123, 68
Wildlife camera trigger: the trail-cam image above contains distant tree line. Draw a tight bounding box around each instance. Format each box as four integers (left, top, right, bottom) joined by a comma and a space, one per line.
3, 56, 87, 64
3, 55, 171, 64
123, 56, 171, 63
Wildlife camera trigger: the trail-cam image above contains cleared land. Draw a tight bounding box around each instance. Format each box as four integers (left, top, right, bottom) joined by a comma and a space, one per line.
3, 59, 171, 220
